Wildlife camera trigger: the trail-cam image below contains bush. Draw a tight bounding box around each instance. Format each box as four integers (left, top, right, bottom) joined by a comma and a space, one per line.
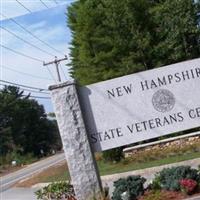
180, 179, 198, 195
150, 176, 161, 190
102, 147, 124, 163
142, 190, 164, 200
0, 151, 36, 167
35, 181, 75, 200
35, 182, 111, 200
152, 166, 200, 191
112, 175, 146, 200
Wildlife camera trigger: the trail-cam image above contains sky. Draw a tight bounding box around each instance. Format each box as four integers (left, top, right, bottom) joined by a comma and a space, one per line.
0, 0, 75, 113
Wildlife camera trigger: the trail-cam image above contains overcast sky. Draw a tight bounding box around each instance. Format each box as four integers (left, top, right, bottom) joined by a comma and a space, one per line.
1, 0, 75, 113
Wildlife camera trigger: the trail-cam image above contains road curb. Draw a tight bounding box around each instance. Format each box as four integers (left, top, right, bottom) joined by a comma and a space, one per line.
101, 157, 200, 182
185, 196, 200, 200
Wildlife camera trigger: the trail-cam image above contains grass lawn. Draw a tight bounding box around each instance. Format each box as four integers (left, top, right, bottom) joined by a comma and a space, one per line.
98, 151, 200, 176
17, 151, 200, 187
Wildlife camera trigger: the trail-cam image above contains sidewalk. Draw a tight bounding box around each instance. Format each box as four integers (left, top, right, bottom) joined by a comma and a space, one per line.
1, 187, 38, 200
1, 158, 200, 200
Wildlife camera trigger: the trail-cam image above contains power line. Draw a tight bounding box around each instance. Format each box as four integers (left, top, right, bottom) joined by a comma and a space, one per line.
59, 63, 67, 80
1, 44, 43, 63
21, 94, 51, 99
21, 88, 49, 95
46, 66, 57, 82
22, 88, 50, 95
1, 65, 53, 81
0, 83, 50, 94
52, 0, 59, 5
40, 0, 49, 8
0, 84, 51, 99
15, 0, 32, 13
0, 26, 55, 57
43, 56, 68, 82
28, 95, 51, 99
0, 80, 48, 91
51, 0, 75, 4
0, 13, 64, 56
27, 95, 51, 99
1, 44, 56, 83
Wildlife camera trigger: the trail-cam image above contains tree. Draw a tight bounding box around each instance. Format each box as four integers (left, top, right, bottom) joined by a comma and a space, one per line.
0, 127, 14, 156
68, 0, 159, 85
67, 0, 200, 161
0, 86, 61, 157
68, 0, 200, 85
151, 0, 200, 66
0, 86, 24, 155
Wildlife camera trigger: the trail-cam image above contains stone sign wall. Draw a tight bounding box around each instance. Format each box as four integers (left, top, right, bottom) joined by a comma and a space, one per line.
50, 58, 200, 200
79, 58, 200, 152
124, 132, 200, 158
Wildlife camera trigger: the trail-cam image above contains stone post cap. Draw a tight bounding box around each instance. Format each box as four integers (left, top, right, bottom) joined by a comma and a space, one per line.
48, 80, 76, 91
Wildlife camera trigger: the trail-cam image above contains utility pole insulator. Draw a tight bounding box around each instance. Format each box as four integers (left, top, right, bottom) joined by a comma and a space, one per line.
43, 56, 68, 82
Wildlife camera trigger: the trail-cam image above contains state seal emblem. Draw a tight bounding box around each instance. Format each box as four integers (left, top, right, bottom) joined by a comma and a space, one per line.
152, 89, 175, 112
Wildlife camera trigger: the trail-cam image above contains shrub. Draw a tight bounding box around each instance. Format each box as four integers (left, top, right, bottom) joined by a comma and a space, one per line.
152, 166, 200, 191
0, 151, 36, 167
95, 153, 103, 161
102, 147, 124, 163
180, 179, 198, 195
35, 181, 76, 200
35, 182, 110, 200
198, 165, 200, 173
150, 176, 161, 190
112, 175, 146, 200
142, 190, 164, 200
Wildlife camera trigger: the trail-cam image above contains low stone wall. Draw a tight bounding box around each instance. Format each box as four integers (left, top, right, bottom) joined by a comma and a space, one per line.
124, 133, 200, 158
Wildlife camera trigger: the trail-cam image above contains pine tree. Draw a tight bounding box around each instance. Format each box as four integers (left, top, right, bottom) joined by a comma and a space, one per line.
151, 0, 200, 66
67, 0, 200, 85
68, 0, 158, 85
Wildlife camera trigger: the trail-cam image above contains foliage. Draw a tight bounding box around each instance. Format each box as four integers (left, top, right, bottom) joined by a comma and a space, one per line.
179, 179, 198, 195
67, 0, 200, 86
141, 190, 164, 200
67, 0, 200, 163
0, 127, 14, 156
0, 86, 62, 162
150, 0, 200, 65
102, 147, 124, 163
68, 0, 153, 85
35, 181, 75, 200
150, 176, 161, 190
35, 182, 111, 200
0, 150, 36, 166
112, 175, 146, 200
152, 166, 200, 191
129, 141, 200, 163
90, 185, 110, 200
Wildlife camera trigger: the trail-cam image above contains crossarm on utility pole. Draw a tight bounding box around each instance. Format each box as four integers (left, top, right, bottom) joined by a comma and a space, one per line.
43, 55, 68, 82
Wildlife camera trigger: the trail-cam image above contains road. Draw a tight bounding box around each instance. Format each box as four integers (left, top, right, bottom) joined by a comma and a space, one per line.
1, 157, 200, 200
0, 153, 65, 192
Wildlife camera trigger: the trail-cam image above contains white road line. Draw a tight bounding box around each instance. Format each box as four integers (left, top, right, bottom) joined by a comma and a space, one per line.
1, 153, 65, 180
0, 156, 65, 191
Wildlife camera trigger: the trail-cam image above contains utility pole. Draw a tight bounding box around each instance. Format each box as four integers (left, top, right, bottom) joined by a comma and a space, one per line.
43, 55, 67, 82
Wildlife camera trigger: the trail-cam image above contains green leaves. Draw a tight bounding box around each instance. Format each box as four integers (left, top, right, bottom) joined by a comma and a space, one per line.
152, 166, 200, 191
112, 175, 146, 200
67, 0, 200, 85
35, 181, 76, 200
68, 0, 154, 85
0, 86, 61, 157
